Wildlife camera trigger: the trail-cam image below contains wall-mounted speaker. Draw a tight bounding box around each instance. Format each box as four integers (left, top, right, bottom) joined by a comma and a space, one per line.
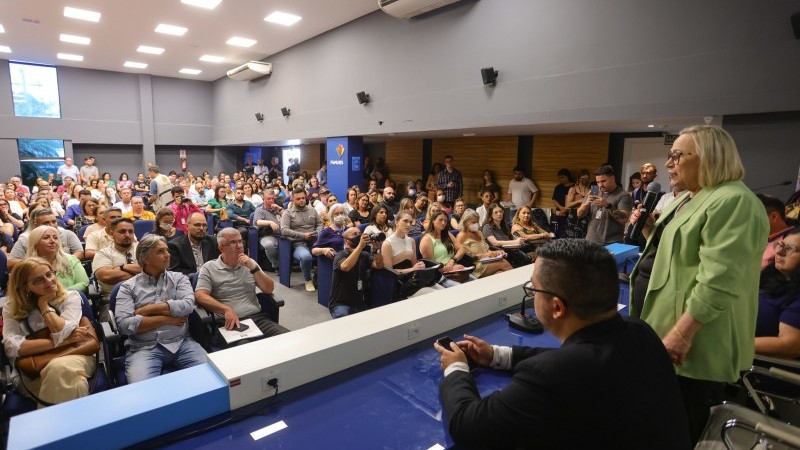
255, 112, 264, 122
356, 91, 370, 105
281, 107, 291, 117
481, 67, 498, 86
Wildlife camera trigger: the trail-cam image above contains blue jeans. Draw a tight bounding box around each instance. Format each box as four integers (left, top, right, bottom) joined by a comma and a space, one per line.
260, 235, 279, 268
292, 243, 313, 281
330, 305, 359, 318
125, 339, 207, 383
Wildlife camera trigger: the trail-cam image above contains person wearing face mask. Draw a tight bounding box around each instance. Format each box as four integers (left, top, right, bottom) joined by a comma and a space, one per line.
150, 208, 183, 241
456, 210, 512, 278
328, 227, 385, 318
380, 187, 400, 219
312, 204, 349, 261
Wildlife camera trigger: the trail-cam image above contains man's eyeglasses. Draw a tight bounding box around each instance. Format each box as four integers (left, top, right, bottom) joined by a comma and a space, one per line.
224, 240, 244, 247
31, 270, 57, 286
522, 281, 569, 305
774, 240, 799, 257
666, 150, 684, 165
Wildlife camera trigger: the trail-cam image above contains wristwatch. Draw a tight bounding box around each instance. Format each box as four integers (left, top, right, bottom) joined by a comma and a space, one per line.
41, 306, 56, 316
250, 266, 261, 274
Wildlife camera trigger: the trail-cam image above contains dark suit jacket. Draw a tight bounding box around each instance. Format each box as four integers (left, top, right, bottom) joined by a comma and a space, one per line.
168, 234, 221, 275
439, 315, 690, 450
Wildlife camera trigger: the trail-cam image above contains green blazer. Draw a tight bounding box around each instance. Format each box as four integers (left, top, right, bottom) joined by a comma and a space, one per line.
630, 180, 768, 382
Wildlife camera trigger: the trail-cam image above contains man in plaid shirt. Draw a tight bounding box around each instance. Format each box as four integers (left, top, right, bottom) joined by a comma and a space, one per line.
436, 155, 463, 208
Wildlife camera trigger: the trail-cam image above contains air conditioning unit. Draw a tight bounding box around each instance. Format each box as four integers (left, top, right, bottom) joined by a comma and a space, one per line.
226, 61, 272, 81
378, 0, 460, 19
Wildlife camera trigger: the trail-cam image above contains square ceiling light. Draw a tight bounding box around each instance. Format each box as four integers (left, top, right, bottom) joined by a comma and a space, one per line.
124, 61, 148, 69
137, 45, 165, 55
264, 11, 302, 26
199, 54, 225, 63
179, 68, 202, 75
226, 37, 257, 47
181, 0, 222, 9
60, 34, 91, 45
58, 53, 84, 61
155, 23, 188, 36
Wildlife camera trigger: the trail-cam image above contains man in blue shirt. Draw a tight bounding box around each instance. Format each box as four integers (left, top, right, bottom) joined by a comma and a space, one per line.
114, 235, 206, 383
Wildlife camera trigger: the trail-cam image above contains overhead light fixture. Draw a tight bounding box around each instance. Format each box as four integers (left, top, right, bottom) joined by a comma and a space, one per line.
287, 139, 301, 146
281, 107, 291, 118
356, 91, 370, 105
226, 37, 257, 47
155, 23, 188, 36
481, 67, 498, 86
179, 68, 202, 75
60, 33, 91, 45
462, 133, 476, 137
0, 25, 5, 33
124, 61, 148, 69
255, 112, 264, 123
647, 124, 655, 128
57, 52, 83, 61
137, 45, 165, 55
264, 11, 302, 26
199, 54, 225, 63
181, 0, 222, 9
0, 46, 12, 53
64, 7, 101, 23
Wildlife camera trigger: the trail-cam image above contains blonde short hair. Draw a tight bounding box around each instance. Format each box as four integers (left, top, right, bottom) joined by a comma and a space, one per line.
680, 125, 745, 188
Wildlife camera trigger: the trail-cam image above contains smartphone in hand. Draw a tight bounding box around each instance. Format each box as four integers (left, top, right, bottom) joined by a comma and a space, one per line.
590, 185, 600, 197
436, 336, 455, 351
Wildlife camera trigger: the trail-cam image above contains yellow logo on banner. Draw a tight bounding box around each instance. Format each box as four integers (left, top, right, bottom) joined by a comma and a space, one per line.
336, 144, 345, 158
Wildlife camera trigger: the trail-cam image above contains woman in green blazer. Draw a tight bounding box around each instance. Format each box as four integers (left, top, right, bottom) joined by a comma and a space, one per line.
629, 125, 769, 444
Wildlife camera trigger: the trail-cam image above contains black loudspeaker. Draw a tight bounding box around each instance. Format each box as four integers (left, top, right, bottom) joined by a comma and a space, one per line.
255, 112, 264, 122
793, 12, 800, 39
356, 91, 370, 104
281, 107, 290, 117
481, 67, 498, 86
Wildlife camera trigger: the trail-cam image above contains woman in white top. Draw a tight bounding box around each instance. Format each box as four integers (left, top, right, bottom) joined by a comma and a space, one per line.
382, 210, 424, 273
243, 183, 263, 208
363, 204, 395, 239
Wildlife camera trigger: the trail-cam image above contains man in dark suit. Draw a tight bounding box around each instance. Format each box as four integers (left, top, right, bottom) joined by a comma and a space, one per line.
434, 239, 691, 450
168, 212, 220, 275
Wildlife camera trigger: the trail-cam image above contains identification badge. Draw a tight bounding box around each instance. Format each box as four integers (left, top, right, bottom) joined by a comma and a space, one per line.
357, 280, 363, 291
596, 209, 603, 219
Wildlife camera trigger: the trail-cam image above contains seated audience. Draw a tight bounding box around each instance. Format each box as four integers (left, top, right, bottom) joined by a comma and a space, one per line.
419, 211, 468, 287
348, 193, 372, 226
0, 199, 22, 237
2, 258, 98, 405
72, 197, 100, 232
254, 191, 283, 271
434, 239, 690, 450
242, 183, 262, 208
168, 212, 220, 275
343, 187, 359, 216
449, 198, 466, 230
195, 228, 288, 339
4, 187, 28, 218
363, 204, 394, 239
85, 207, 124, 259
122, 196, 156, 221
482, 203, 530, 268
225, 187, 255, 244
475, 191, 493, 226
9, 208, 84, 269
510, 205, 553, 256
382, 211, 426, 274
26, 226, 89, 292
170, 186, 203, 234
280, 188, 322, 292
756, 228, 800, 358
205, 185, 228, 222
149, 208, 184, 241
312, 203, 348, 261
113, 187, 133, 214
63, 189, 92, 229
456, 210, 512, 278
114, 235, 206, 382
329, 227, 385, 318
380, 186, 400, 219
759, 193, 796, 270
92, 218, 141, 320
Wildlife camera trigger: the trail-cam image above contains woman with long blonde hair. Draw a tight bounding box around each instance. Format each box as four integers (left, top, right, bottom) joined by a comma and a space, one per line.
26, 226, 89, 292
1, 258, 97, 405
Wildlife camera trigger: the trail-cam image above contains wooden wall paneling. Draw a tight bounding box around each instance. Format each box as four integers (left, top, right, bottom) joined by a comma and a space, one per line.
431, 137, 518, 206
299, 144, 322, 178
531, 133, 610, 208
385, 140, 424, 194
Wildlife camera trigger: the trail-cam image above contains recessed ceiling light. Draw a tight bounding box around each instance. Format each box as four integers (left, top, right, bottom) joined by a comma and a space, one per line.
63, 7, 101, 23
60, 34, 91, 45
264, 11, 302, 26
647, 124, 655, 128
179, 68, 202, 75
124, 61, 148, 69
462, 133, 476, 137
226, 37, 257, 48
0, 25, 5, 33
181, 0, 222, 9
137, 45, 165, 55
57, 53, 83, 61
0, 46, 11, 53
199, 54, 225, 63
155, 23, 188, 36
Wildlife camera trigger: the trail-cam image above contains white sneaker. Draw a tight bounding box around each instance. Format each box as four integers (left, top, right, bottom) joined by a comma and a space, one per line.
305, 280, 316, 292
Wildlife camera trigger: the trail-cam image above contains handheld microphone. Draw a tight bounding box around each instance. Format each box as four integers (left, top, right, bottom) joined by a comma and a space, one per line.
507, 295, 544, 334
625, 182, 661, 242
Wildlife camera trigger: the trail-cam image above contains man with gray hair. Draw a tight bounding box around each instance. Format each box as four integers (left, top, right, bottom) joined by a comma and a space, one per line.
147, 165, 174, 212
115, 235, 206, 383
195, 227, 288, 340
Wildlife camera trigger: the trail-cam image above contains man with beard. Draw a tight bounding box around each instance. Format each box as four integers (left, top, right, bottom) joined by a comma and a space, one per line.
93, 218, 141, 320
507, 166, 540, 209
380, 186, 400, 220
168, 212, 220, 275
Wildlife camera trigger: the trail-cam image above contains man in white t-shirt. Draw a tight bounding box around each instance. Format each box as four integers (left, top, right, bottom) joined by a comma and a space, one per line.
507, 166, 539, 208
57, 157, 81, 183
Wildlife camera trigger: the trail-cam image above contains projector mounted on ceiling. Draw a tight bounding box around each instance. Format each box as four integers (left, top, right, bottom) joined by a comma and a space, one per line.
378, 0, 461, 19
226, 61, 272, 81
